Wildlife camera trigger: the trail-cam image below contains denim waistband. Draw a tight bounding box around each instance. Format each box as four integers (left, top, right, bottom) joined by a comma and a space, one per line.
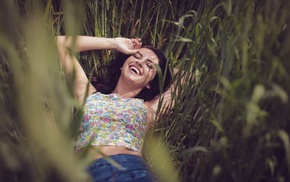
87, 154, 158, 182
87, 154, 148, 171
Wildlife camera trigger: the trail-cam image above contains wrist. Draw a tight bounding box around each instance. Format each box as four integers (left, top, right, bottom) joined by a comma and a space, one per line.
107, 38, 117, 50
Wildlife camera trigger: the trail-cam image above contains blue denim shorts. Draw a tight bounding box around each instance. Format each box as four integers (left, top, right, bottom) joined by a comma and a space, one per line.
87, 154, 159, 182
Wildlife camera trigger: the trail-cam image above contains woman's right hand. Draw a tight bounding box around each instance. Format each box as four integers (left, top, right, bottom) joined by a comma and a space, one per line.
114, 37, 142, 55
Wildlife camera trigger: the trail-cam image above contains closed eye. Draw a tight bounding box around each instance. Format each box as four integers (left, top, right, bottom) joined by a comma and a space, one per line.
146, 62, 154, 69
133, 52, 155, 70
133, 52, 142, 59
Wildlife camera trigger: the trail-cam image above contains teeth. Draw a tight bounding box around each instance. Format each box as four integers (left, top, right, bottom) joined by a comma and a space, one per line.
129, 66, 140, 75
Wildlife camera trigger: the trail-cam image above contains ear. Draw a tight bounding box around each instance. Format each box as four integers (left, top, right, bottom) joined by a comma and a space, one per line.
146, 83, 151, 89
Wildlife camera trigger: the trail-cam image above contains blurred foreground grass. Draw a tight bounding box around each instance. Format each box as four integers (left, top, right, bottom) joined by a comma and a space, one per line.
0, 0, 290, 181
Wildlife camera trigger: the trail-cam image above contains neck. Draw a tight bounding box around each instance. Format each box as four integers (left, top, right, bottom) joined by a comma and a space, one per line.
112, 83, 142, 98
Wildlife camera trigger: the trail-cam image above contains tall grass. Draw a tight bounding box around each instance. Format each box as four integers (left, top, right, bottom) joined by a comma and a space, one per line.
0, 0, 290, 181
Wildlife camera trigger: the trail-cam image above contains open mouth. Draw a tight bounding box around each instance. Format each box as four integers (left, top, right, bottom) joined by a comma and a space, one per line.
129, 65, 141, 75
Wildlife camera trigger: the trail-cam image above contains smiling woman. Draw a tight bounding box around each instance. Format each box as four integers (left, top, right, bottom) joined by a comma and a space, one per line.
114, 48, 159, 97
56, 35, 172, 181
93, 45, 171, 102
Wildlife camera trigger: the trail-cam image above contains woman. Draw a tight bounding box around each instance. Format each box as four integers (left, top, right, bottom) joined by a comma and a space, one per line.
56, 36, 172, 182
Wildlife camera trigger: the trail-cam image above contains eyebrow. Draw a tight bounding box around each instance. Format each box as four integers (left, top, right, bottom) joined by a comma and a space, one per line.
135, 51, 143, 58
136, 51, 154, 64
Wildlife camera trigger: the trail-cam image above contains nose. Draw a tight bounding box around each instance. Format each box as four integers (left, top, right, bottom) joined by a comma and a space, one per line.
135, 60, 143, 68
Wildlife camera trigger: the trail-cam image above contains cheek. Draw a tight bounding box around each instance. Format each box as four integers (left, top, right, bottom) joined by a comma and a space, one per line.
149, 70, 157, 80
144, 70, 153, 81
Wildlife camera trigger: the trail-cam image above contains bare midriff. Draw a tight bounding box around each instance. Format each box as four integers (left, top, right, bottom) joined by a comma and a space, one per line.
76, 145, 142, 160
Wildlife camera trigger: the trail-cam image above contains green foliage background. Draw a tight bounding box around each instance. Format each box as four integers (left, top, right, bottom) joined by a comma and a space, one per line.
0, 0, 290, 181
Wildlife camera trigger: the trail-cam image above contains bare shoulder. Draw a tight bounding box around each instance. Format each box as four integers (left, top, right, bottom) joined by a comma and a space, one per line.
74, 77, 97, 103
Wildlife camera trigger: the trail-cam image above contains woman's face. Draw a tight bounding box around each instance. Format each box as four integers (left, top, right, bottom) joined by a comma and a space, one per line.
120, 48, 159, 90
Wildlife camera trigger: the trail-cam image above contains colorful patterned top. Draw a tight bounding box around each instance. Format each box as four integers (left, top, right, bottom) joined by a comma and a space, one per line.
75, 92, 148, 153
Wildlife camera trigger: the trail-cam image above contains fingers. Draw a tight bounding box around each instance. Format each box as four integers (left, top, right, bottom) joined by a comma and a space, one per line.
131, 38, 142, 49
115, 37, 142, 54
134, 38, 142, 44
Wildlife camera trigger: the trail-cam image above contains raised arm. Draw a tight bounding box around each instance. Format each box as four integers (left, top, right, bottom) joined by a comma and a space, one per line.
56, 36, 141, 53
55, 35, 142, 103
147, 68, 186, 119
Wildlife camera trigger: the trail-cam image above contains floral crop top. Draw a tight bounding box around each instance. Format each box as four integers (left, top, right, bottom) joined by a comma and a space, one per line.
75, 92, 147, 153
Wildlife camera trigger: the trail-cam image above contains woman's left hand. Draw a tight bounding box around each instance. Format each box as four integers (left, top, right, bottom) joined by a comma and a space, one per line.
114, 37, 142, 55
